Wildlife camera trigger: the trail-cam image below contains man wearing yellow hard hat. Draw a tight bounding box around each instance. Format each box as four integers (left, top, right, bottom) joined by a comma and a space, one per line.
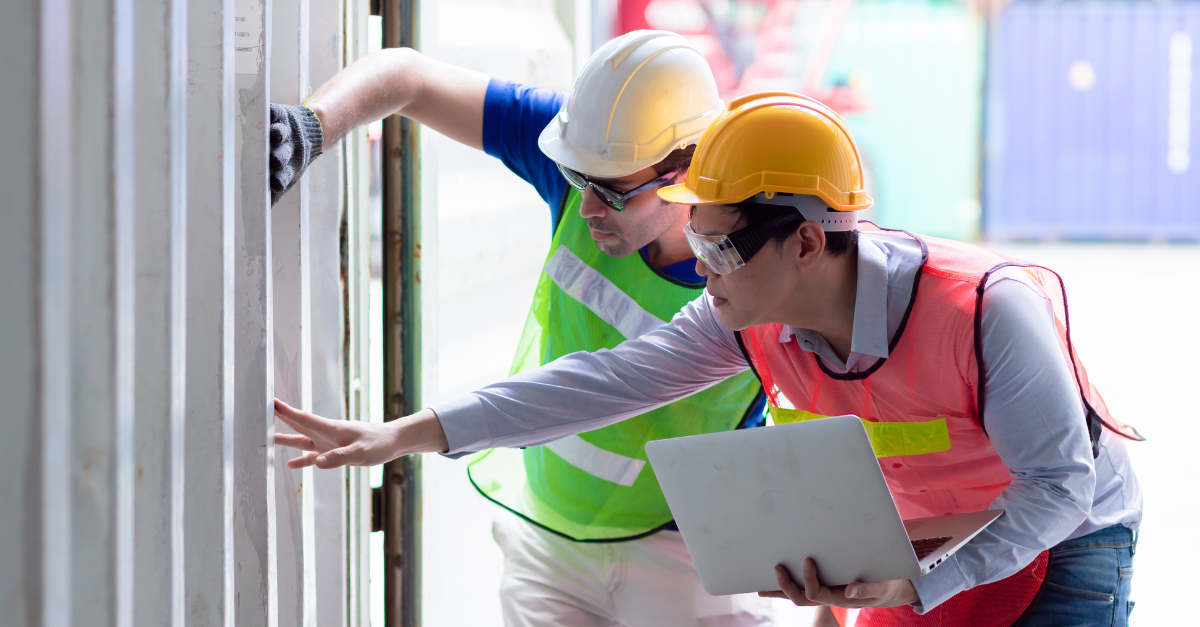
275, 92, 1145, 627
270, 31, 775, 626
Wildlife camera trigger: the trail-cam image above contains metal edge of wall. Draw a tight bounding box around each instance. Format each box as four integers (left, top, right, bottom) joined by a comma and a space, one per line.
381, 1, 421, 626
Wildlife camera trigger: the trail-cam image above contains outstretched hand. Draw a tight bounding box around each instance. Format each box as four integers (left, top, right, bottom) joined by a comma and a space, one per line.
759, 558, 918, 609
274, 399, 402, 469
274, 399, 449, 469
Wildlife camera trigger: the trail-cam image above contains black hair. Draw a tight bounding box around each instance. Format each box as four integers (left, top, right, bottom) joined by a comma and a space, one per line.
652, 145, 697, 177
726, 200, 858, 258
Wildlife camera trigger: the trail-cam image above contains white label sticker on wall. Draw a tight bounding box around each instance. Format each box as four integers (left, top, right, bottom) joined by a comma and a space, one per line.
235, 0, 264, 75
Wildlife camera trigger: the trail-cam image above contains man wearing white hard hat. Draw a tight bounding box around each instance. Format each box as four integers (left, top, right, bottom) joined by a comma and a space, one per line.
269, 32, 773, 626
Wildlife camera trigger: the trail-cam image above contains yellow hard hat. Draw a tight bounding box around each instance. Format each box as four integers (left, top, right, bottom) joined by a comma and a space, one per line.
658, 91, 873, 212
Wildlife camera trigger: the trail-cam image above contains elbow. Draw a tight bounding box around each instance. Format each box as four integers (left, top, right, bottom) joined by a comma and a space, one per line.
363, 47, 426, 113
1042, 462, 1096, 528
1069, 459, 1097, 517
373, 46, 422, 68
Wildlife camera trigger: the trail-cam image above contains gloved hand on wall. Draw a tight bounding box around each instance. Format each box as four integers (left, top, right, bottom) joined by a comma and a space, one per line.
269, 103, 324, 205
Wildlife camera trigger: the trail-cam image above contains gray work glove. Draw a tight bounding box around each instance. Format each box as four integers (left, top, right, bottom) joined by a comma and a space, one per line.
269, 103, 324, 205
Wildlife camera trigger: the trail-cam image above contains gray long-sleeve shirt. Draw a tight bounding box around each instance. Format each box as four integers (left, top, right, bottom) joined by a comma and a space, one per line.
433, 232, 1142, 612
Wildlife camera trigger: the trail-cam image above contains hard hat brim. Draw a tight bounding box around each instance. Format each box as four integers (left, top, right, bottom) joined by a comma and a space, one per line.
657, 182, 714, 205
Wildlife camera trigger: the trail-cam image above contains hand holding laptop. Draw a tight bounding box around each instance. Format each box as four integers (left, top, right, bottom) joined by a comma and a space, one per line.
759, 558, 918, 608
645, 415, 1003, 605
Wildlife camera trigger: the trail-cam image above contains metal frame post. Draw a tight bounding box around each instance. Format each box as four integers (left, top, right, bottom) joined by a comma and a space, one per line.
380, 1, 422, 626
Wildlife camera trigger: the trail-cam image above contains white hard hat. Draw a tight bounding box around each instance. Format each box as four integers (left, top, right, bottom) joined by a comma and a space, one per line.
538, 30, 724, 179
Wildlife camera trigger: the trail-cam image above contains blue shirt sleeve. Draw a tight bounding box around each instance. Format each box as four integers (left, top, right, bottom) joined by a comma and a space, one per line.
482, 79, 570, 229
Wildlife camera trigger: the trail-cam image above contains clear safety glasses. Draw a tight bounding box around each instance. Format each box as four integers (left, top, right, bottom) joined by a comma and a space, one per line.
557, 163, 677, 212
684, 213, 806, 275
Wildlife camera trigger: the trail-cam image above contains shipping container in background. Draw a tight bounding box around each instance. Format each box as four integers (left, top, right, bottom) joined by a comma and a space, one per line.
819, 0, 985, 241
634, 0, 987, 241
985, 1, 1200, 241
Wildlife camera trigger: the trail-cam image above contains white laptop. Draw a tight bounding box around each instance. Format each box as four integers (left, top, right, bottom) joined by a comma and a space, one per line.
644, 414, 1002, 596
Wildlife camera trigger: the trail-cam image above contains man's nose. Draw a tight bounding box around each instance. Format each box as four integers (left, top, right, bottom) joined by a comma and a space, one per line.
578, 188, 609, 219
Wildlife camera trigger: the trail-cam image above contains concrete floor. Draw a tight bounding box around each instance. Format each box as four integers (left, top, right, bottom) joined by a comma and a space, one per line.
368, 134, 1199, 626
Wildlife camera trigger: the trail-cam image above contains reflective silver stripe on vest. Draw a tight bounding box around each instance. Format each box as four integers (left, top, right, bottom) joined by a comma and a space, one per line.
545, 245, 667, 341
543, 434, 646, 487
542, 245, 665, 485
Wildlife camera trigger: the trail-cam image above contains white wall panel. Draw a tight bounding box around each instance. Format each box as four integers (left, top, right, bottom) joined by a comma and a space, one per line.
270, 0, 316, 624
0, 1, 44, 623
1, 2, 370, 626
66, 0, 138, 624
184, 0, 238, 625
234, 0, 279, 624
308, 0, 351, 624
38, 1, 74, 625
131, 0, 189, 624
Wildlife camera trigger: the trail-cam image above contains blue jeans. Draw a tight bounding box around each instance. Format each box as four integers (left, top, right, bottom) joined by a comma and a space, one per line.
1018, 525, 1136, 627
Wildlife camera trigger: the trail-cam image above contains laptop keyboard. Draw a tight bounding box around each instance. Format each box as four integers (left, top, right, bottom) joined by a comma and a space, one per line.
911, 536, 953, 559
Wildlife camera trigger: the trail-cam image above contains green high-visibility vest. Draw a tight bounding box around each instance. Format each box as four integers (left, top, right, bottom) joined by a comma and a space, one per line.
468, 188, 763, 541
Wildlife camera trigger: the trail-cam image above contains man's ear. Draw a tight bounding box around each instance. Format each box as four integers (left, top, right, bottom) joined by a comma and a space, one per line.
792, 221, 826, 267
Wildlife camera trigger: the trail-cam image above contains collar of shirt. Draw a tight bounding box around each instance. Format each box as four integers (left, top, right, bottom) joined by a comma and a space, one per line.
639, 246, 704, 284
778, 232, 924, 374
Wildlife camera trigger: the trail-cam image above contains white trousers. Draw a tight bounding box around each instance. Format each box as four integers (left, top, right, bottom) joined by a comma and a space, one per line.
492, 511, 774, 627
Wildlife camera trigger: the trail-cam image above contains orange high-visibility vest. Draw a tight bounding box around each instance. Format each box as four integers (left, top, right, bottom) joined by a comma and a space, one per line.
737, 225, 1142, 627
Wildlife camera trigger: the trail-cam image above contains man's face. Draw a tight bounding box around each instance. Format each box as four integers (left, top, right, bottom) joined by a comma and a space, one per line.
691, 205, 802, 331
577, 166, 685, 258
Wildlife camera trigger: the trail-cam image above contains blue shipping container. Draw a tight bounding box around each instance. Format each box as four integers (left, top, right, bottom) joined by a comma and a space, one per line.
985, 1, 1200, 241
